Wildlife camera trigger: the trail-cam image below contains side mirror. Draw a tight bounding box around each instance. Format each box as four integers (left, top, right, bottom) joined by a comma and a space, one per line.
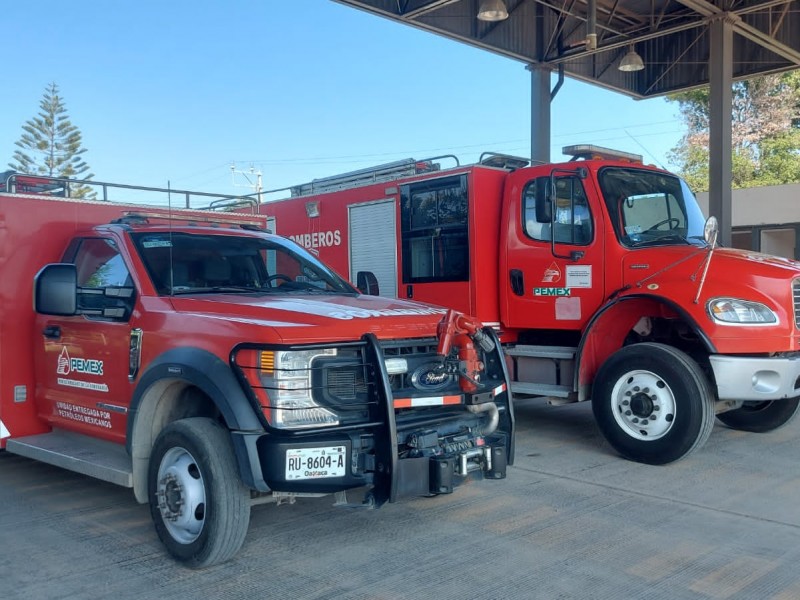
34, 264, 77, 316
704, 216, 719, 248
356, 271, 380, 295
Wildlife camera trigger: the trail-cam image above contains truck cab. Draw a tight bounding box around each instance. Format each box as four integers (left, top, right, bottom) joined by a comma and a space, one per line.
496, 148, 800, 463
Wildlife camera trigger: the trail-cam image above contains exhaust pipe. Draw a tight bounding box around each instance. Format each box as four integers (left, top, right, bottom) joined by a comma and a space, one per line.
467, 401, 499, 435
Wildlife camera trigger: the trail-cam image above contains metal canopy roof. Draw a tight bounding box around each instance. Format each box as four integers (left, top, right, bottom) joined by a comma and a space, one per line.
335, 0, 800, 99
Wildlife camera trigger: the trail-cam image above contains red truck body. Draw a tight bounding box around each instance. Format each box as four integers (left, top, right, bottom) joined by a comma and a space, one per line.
260, 146, 800, 465
0, 173, 513, 567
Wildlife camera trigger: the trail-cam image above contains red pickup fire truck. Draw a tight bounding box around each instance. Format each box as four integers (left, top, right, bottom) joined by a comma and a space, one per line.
259, 145, 800, 465
0, 172, 513, 567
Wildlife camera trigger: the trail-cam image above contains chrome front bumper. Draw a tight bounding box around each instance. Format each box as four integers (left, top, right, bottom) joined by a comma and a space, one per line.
710, 355, 800, 401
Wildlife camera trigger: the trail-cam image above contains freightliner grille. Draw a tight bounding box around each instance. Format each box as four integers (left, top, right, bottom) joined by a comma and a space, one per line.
794, 279, 800, 329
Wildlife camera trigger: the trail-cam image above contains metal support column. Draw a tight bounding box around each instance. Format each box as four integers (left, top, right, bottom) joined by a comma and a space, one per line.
529, 65, 552, 165
708, 15, 734, 247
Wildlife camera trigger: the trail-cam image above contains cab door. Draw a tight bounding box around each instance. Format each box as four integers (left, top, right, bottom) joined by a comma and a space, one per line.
502, 169, 606, 331
34, 237, 137, 443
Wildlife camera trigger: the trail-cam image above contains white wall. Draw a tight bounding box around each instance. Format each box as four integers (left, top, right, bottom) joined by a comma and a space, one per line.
696, 183, 800, 226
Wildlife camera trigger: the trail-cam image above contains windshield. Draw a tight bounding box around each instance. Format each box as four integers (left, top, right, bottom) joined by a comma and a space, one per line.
131, 231, 357, 296
598, 167, 707, 248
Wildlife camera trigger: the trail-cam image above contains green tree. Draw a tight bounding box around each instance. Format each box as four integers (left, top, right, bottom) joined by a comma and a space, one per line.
9, 82, 95, 198
667, 71, 800, 192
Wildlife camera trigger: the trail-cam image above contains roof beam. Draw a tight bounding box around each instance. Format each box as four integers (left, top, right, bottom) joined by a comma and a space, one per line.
676, 0, 800, 66
735, 0, 795, 16
734, 19, 800, 66
543, 18, 706, 65
400, 0, 463, 19
674, 0, 718, 17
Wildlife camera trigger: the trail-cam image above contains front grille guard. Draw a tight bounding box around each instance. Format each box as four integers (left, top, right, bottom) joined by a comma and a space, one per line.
231, 328, 514, 505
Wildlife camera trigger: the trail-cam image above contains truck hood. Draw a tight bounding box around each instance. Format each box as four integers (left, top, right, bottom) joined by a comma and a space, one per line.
166, 293, 448, 344
622, 246, 800, 290
713, 247, 800, 274
621, 245, 800, 324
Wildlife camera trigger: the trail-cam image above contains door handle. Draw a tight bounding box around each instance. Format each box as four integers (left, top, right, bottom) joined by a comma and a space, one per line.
43, 325, 61, 339
510, 270, 525, 296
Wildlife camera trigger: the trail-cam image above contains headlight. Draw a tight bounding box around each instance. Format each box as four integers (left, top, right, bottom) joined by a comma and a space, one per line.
707, 298, 778, 325
258, 348, 339, 429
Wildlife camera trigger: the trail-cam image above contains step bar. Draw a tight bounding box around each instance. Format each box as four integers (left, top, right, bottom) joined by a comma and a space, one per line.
504, 345, 577, 360
507, 345, 578, 402
6, 429, 133, 487
510, 382, 575, 399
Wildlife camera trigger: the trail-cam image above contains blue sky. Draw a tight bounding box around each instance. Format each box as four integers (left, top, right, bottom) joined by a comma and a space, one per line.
2, 0, 684, 200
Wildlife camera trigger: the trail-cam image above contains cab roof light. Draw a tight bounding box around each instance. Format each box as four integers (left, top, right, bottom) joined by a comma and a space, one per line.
563, 144, 643, 163
111, 211, 266, 230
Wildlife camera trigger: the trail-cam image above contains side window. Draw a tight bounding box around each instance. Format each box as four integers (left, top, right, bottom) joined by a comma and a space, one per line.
68, 238, 134, 319
400, 175, 469, 283
523, 176, 593, 245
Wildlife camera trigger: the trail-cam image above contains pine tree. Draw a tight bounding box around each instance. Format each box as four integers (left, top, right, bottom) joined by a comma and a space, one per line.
667, 72, 800, 192
9, 83, 95, 198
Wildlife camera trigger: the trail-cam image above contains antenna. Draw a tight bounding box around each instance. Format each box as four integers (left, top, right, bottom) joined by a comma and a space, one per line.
624, 130, 667, 169
168, 180, 174, 296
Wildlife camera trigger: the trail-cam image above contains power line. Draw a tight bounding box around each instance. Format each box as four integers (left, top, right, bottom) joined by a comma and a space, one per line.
227, 120, 681, 166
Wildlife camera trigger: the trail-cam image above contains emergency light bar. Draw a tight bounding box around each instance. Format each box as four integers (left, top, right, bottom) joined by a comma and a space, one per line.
116, 211, 267, 229
563, 144, 643, 163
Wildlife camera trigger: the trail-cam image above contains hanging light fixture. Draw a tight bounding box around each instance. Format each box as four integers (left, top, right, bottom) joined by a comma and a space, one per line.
618, 44, 645, 72
477, 0, 508, 21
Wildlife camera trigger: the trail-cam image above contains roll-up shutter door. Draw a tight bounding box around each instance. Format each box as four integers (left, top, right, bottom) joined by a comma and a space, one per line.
349, 200, 397, 298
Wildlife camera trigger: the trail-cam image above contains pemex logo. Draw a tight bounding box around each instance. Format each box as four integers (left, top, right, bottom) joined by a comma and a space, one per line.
542, 262, 562, 283
57, 347, 71, 375
56, 347, 104, 376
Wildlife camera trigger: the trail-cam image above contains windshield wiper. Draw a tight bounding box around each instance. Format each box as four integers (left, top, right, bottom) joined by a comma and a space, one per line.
270, 285, 342, 295
210, 285, 265, 293
630, 234, 694, 248
172, 285, 265, 295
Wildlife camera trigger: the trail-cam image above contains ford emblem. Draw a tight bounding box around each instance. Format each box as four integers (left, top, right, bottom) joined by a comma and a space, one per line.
410, 362, 452, 392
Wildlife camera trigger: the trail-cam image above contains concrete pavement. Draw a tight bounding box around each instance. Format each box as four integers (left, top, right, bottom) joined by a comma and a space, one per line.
2, 399, 799, 599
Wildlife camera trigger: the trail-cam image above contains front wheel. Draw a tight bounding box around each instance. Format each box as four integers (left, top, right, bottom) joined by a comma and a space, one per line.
592, 343, 715, 465
717, 398, 800, 432
148, 418, 251, 568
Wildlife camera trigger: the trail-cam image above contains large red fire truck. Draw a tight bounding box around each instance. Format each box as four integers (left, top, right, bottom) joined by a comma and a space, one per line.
259, 145, 800, 465
0, 172, 512, 567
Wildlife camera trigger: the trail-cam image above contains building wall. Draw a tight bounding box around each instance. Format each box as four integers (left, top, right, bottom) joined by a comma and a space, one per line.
696, 183, 800, 225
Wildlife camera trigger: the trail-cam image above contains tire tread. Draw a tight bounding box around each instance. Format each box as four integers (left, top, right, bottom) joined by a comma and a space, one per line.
148, 417, 250, 568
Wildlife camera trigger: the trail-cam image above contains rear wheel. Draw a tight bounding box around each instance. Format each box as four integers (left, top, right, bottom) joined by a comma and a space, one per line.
717, 398, 800, 432
592, 343, 715, 465
148, 417, 250, 568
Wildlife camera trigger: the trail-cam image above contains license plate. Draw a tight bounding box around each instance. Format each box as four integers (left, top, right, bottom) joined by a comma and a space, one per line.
285, 446, 346, 480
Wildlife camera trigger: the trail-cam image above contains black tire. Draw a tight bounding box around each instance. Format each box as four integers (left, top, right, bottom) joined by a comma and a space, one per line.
717, 398, 800, 433
148, 418, 251, 568
591, 343, 715, 465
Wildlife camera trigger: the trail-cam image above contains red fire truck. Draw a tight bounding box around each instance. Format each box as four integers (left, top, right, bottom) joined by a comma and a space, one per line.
259, 145, 800, 465
0, 172, 513, 567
